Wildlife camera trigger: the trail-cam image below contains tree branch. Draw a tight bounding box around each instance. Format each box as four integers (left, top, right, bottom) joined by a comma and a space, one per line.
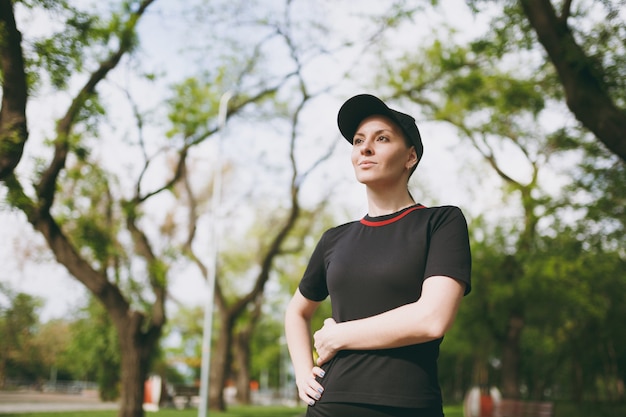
520, 0, 626, 162
125, 204, 167, 328
36, 0, 157, 211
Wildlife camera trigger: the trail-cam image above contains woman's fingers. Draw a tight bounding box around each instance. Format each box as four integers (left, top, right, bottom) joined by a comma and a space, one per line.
313, 317, 339, 366
297, 367, 325, 406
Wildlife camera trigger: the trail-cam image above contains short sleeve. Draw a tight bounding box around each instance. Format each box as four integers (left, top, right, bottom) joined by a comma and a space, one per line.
298, 232, 330, 301
423, 207, 472, 295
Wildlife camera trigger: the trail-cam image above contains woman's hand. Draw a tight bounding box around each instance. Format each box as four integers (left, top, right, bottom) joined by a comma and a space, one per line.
295, 366, 325, 406
313, 318, 341, 366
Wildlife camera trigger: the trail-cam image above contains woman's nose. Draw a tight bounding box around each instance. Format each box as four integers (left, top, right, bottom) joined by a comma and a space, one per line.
360, 140, 373, 155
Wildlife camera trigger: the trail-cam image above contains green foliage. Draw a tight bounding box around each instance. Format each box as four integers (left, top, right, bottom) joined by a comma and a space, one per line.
249, 314, 283, 389
165, 73, 226, 140
147, 258, 169, 291
438, 174, 626, 400
64, 298, 121, 401
32, 13, 94, 89
520, 228, 625, 396
15, 0, 70, 9
162, 304, 204, 382
567, 141, 626, 247
5, 0, 625, 409
73, 93, 107, 139
377, 1, 626, 399
20, 1, 141, 91
35, 320, 74, 379
0, 289, 44, 382
3, 174, 36, 216
474, 1, 537, 54
55, 160, 118, 268
571, 2, 626, 101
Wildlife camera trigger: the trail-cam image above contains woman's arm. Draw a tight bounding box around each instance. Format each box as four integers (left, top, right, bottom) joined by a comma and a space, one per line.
284, 288, 326, 406
313, 275, 465, 366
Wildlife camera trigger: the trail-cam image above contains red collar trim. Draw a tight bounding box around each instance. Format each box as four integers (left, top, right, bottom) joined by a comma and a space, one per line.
360, 204, 426, 227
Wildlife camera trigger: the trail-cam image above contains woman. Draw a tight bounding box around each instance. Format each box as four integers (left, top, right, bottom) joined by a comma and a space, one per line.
285, 94, 472, 417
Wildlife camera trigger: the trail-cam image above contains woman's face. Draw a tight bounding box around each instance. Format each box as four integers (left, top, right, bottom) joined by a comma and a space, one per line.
350, 115, 417, 187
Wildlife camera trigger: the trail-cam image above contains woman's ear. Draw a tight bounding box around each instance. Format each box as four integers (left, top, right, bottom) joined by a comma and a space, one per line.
405, 147, 418, 170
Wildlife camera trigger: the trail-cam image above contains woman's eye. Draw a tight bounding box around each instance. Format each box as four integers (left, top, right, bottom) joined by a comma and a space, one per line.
377, 135, 389, 142
353, 137, 363, 145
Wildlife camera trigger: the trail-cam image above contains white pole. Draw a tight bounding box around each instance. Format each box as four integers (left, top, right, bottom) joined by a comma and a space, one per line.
198, 91, 233, 417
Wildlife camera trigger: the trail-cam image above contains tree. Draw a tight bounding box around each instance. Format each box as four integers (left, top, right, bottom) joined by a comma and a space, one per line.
547, 139, 626, 401
2, 0, 319, 414
0, 0, 28, 179
32, 319, 72, 383
520, 0, 626, 161
0, 286, 43, 387
374, 1, 626, 399
469, 0, 626, 161
175, 86, 335, 410
376, 29, 572, 395
567, 139, 626, 249
2, 2, 424, 415
64, 297, 122, 401
457, 0, 626, 397
1, 2, 167, 415
162, 304, 204, 383
160, 1, 413, 409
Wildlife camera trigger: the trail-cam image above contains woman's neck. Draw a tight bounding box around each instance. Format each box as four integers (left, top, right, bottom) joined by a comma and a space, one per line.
365, 187, 416, 217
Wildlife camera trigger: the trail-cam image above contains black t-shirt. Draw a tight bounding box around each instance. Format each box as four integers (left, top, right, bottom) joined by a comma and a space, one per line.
298, 204, 472, 408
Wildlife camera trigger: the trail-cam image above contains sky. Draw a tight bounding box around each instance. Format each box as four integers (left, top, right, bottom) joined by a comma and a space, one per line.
0, 0, 545, 321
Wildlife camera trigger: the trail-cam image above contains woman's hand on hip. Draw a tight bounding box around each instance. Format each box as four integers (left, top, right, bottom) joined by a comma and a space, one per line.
314, 318, 341, 366
296, 366, 325, 406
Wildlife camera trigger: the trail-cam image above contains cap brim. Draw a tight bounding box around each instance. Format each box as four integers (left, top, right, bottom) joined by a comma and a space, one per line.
337, 94, 396, 143
337, 94, 423, 162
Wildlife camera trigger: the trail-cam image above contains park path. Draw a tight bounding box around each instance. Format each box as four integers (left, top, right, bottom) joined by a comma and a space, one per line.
0, 390, 118, 414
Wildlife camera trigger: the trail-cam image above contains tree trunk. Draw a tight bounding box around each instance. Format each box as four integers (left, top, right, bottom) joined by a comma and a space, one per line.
0, 0, 29, 180
207, 319, 232, 411
571, 354, 583, 402
234, 331, 252, 404
501, 314, 524, 399
0, 352, 5, 390
116, 312, 159, 417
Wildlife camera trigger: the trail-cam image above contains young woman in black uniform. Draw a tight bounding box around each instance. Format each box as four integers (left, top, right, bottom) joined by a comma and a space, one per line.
284, 94, 472, 417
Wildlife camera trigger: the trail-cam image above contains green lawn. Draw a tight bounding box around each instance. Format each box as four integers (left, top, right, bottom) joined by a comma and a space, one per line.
0, 406, 303, 417
1, 403, 624, 417
0, 405, 462, 417
552, 401, 626, 417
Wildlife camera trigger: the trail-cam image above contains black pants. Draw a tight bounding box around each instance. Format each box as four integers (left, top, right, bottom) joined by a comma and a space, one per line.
305, 402, 444, 417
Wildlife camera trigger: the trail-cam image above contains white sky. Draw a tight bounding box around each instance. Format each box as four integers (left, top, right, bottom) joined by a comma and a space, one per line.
0, 0, 557, 321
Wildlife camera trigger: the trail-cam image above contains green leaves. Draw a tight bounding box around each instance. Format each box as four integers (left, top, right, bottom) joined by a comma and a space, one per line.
56, 160, 117, 267
24, 2, 141, 91
29, 9, 98, 89
0, 288, 44, 381
166, 75, 223, 140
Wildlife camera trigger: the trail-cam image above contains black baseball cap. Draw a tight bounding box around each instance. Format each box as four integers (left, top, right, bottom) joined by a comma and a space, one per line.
337, 94, 423, 162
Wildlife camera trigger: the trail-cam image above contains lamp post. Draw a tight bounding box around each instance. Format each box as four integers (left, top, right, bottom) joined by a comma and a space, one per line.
198, 91, 233, 417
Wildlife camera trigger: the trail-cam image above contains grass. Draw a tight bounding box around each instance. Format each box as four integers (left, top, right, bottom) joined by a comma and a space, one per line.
0, 406, 304, 417
552, 401, 626, 417
0, 404, 464, 417
444, 404, 464, 417
1, 402, 624, 417
445, 401, 626, 417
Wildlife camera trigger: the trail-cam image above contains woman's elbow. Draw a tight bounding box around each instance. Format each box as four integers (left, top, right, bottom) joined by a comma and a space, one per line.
422, 315, 456, 340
